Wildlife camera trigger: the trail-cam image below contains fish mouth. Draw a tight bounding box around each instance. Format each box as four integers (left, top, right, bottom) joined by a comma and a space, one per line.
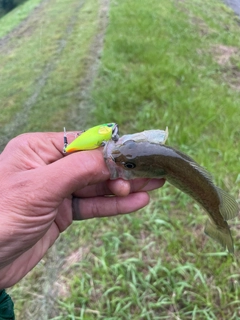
103, 140, 117, 161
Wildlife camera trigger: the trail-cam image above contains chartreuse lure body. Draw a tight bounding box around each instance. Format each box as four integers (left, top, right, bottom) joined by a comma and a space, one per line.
63, 123, 119, 153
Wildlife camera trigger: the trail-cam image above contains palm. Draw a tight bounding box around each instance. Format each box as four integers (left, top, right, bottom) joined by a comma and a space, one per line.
0, 133, 74, 287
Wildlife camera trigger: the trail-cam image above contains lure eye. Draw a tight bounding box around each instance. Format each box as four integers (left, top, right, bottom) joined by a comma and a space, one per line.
123, 162, 136, 169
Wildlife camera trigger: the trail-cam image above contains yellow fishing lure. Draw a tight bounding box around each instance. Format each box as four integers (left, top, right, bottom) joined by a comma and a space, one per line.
63, 123, 119, 153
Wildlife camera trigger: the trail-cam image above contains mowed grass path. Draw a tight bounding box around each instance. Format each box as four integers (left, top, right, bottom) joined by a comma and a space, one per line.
2, 0, 240, 319
0, 0, 104, 149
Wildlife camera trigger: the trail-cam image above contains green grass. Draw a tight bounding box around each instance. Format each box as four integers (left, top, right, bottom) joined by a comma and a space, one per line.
3, 0, 240, 319
0, 0, 100, 148
93, 0, 240, 188
0, 0, 42, 37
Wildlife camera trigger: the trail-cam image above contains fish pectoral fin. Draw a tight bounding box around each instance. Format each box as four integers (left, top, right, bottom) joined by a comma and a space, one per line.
217, 187, 239, 220
204, 219, 234, 254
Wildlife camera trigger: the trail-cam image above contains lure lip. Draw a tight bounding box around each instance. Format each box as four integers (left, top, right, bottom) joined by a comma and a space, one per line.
111, 123, 119, 142
63, 127, 68, 153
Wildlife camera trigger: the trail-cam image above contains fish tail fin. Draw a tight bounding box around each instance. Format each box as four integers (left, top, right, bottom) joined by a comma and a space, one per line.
217, 187, 239, 220
204, 219, 234, 254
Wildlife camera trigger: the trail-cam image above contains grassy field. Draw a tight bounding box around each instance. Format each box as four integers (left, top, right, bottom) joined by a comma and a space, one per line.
0, 0, 102, 149
1, 0, 240, 319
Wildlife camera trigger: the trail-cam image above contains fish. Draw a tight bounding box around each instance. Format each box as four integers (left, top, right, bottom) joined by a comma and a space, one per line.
103, 132, 239, 253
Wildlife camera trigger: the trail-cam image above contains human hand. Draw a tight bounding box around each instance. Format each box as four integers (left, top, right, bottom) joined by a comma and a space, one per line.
0, 132, 164, 288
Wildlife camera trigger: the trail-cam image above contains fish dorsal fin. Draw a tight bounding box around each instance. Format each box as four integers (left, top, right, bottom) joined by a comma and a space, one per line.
217, 187, 239, 220
189, 161, 214, 184
174, 148, 215, 183
190, 161, 239, 220
190, 162, 239, 220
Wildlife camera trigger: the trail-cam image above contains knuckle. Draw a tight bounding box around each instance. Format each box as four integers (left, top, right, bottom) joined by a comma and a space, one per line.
91, 200, 102, 218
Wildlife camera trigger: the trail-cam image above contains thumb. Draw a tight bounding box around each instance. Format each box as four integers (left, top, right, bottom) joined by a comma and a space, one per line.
31, 149, 110, 201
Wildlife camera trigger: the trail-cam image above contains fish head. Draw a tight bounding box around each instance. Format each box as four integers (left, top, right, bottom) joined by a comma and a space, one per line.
104, 139, 166, 180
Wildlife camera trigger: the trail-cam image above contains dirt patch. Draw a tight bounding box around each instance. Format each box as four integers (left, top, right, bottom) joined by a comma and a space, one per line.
223, 66, 240, 90
212, 44, 238, 65
212, 44, 240, 90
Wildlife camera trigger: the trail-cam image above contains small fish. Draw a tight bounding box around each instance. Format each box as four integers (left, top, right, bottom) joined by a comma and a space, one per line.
104, 133, 239, 253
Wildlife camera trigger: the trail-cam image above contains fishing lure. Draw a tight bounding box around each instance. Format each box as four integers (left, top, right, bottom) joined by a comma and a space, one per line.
104, 129, 239, 253
63, 123, 119, 153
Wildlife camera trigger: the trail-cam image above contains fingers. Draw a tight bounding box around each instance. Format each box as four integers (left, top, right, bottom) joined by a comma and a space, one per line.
1, 131, 85, 169
1, 132, 65, 165
72, 192, 150, 220
107, 178, 165, 196
30, 149, 110, 201
2, 132, 111, 203
36, 151, 165, 201
73, 178, 165, 198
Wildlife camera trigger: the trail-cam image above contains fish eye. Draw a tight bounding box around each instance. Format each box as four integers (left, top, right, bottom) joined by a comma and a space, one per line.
123, 162, 136, 169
